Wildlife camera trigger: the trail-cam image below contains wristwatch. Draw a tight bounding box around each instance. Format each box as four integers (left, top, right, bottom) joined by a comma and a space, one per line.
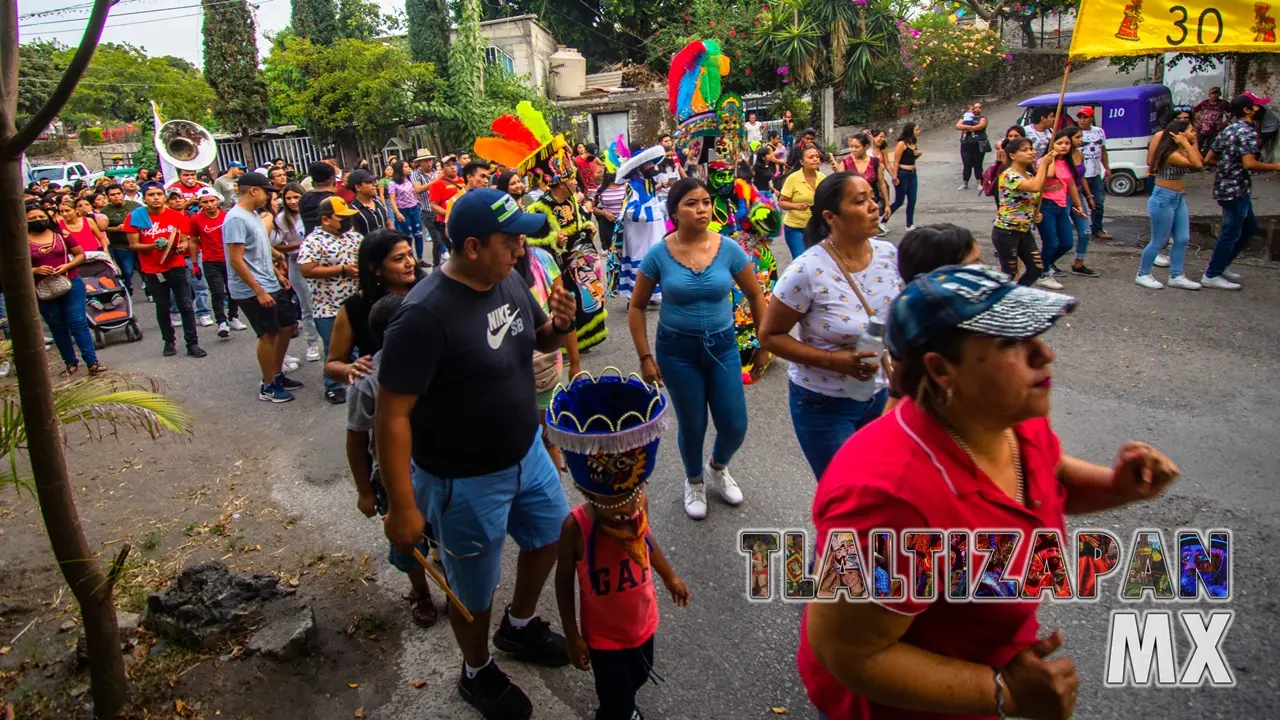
553, 316, 575, 334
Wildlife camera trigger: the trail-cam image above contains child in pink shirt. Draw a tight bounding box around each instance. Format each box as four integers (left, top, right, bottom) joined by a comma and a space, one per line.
556, 474, 689, 719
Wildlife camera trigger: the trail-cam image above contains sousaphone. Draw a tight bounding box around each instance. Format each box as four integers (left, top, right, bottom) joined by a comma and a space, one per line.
157, 118, 217, 171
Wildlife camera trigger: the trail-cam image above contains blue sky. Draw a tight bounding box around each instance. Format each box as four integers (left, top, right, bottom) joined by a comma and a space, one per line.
17, 0, 401, 65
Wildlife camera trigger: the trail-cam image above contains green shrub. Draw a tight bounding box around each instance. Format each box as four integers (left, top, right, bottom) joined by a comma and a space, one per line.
900, 23, 1006, 104
79, 127, 105, 145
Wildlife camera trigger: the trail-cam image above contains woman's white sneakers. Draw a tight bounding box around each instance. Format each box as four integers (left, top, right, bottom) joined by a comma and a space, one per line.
1153, 253, 1171, 268
1035, 276, 1064, 290
1136, 274, 1202, 290
705, 460, 744, 505
684, 479, 707, 520
1134, 274, 1163, 290
684, 461, 744, 520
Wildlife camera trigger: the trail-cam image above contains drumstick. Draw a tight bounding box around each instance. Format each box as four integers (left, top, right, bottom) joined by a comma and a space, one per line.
412, 548, 474, 622
158, 227, 178, 265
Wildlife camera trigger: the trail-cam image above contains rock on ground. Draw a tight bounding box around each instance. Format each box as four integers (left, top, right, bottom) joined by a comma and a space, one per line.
245, 604, 317, 661
144, 560, 282, 650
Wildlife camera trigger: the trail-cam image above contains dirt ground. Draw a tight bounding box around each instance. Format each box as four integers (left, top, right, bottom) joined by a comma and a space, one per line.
0, 416, 418, 720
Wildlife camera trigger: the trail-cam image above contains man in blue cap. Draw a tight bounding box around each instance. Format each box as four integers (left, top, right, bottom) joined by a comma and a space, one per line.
376, 189, 579, 720
214, 161, 246, 209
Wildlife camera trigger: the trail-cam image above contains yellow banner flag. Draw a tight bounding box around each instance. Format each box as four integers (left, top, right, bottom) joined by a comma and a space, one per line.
1069, 0, 1280, 60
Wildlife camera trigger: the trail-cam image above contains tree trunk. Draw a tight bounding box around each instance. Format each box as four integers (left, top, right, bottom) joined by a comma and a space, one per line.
1018, 18, 1038, 49
240, 131, 255, 170
0, 1, 128, 717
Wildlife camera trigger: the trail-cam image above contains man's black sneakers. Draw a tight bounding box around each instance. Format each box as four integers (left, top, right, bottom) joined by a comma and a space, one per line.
458, 661, 532, 720
325, 387, 347, 404
162, 342, 177, 357
187, 345, 207, 358
492, 609, 570, 667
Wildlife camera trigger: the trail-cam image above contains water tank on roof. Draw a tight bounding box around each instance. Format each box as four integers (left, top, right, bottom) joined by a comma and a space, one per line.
551, 46, 586, 99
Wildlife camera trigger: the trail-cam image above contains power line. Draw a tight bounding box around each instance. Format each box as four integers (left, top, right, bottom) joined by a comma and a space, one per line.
23, 9, 207, 32
20, 0, 267, 30
20, 0, 161, 21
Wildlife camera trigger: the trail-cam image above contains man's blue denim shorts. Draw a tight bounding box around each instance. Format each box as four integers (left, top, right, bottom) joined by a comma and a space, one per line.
411, 426, 569, 613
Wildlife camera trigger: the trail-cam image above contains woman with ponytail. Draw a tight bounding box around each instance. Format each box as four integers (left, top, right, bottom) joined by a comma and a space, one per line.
758, 173, 902, 479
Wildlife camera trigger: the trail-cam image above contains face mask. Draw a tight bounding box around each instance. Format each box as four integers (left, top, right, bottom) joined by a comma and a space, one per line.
28, 219, 51, 234
338, 217, 354, 234
641, 166, 660, 180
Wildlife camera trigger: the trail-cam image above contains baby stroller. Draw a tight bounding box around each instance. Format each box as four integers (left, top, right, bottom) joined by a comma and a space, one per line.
79, 251, 143, 348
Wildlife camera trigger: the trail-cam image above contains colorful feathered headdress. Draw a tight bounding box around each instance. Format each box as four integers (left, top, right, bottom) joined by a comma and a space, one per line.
474, 101, 570, 176
668, 40, 730, 123
605, 134, 630, 174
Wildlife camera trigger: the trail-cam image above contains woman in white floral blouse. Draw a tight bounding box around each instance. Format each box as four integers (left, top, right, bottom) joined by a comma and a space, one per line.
758, 172, 902, 479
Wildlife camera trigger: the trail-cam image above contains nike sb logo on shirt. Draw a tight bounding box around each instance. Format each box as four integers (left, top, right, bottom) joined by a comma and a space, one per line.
486, 303, 523, 349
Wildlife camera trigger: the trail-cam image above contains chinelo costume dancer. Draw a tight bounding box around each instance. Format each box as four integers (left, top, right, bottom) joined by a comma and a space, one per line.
475, 102, 609, 351
674, 58, 783, 384
614, 140, 669, 304
548, 370, 690, 720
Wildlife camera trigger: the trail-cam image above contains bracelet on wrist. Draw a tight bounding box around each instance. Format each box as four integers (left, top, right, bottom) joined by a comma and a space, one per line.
993, 667, 1007, 719
639, 353, 653, 365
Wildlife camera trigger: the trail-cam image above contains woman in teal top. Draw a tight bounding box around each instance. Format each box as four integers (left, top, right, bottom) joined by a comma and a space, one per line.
628, 177, 768, 520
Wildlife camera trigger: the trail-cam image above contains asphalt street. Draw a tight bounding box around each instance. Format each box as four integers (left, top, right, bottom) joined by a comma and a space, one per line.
86, 61, 1280, 719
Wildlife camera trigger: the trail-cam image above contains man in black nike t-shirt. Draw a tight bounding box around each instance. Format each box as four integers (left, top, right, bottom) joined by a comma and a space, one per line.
376, 188, 578, 719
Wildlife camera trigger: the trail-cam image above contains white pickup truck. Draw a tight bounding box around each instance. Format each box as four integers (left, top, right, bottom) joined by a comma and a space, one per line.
27, 161, 104, 187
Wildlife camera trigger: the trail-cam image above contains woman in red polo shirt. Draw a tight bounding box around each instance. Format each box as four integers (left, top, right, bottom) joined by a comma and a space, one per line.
798, 265, 1180, 720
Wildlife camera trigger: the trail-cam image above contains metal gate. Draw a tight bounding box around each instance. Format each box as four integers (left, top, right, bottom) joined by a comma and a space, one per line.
215, 136, 333, 171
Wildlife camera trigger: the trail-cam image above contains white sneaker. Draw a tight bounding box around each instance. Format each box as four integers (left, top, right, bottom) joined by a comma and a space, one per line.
704, 460, 744, 505
1153, 253, 1171, 268
197, 315, 214, 327
878, 223, 889, 235
228, 318, 248, 331
305, 342, 322, 362
217, 322, 231, 339
1201, 274, 1241, 290
1221, 268, 1242, 282
284, 354, 300, 367
1167, 275, 1201, 291
957, 183, 969, 191
1134, 273, 1164, 290
683, 479, 707, 520
905, 225, 915, 232
281, 360, 300, 374
1035, 276, 1064, 290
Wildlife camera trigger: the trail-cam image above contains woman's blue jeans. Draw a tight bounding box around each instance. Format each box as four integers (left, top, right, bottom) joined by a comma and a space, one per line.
655, 325, 749, 479
783, 226, 806, 260
789, 382, 887, 480
1037, 201, 1074, 270
394, 205, 425, 258
1071, 206, 1091, 260
38, 276, 98, 367
108, 246, 139, 295
890, 168, 918, 227
1141, 186, 1190, 277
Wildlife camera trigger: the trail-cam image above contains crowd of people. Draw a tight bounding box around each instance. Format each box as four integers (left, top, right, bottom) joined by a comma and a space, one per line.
18, 92, 1238, 720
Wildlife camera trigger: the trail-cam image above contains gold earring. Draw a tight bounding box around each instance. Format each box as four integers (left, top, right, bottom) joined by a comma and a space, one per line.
945, 387, 954, 406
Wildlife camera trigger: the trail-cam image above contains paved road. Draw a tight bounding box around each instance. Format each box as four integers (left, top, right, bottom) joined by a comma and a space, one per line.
91, 61, 1280, 719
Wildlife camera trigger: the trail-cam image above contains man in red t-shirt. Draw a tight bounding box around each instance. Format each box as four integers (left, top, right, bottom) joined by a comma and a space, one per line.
426, 156, 464, 265
166, 169, 208, 210
190, 187, 242, 338
125, 182, 206, 358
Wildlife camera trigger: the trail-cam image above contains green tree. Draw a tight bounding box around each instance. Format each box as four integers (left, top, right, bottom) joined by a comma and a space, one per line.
447, 0, 489, 140
22, 43, 216, 129
337, 0, 401, 40
947, 0, 1078, 49
17, 41, 64, 128
406, 0, 450, 67
204, 0, 271, 167
291, 0, 340, 44
264, 35, 442, 136
646, 0, 775, 95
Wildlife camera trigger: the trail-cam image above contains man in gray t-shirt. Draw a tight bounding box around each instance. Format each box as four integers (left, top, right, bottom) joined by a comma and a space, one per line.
213, 163, 245, 209
223, 172, 303, 403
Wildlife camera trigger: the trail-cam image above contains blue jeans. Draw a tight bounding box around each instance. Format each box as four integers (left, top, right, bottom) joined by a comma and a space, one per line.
1071, 206, 1091, 260
1141, 186, 1190, 277
655, 325, 749, 479
783, 226, 806, 260
411, 426, 569, 613
789, 382, 887, 480
890, 168, 918, 226
394, 205, 425, 259
1206, 197, 1257, 278
1086, 175, 1107, 234
38, 276, 98, 367
313, 315, 343, 392
1037, 201, 1074, 270
108, 246, 139, 295
187, 265, 211, 318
